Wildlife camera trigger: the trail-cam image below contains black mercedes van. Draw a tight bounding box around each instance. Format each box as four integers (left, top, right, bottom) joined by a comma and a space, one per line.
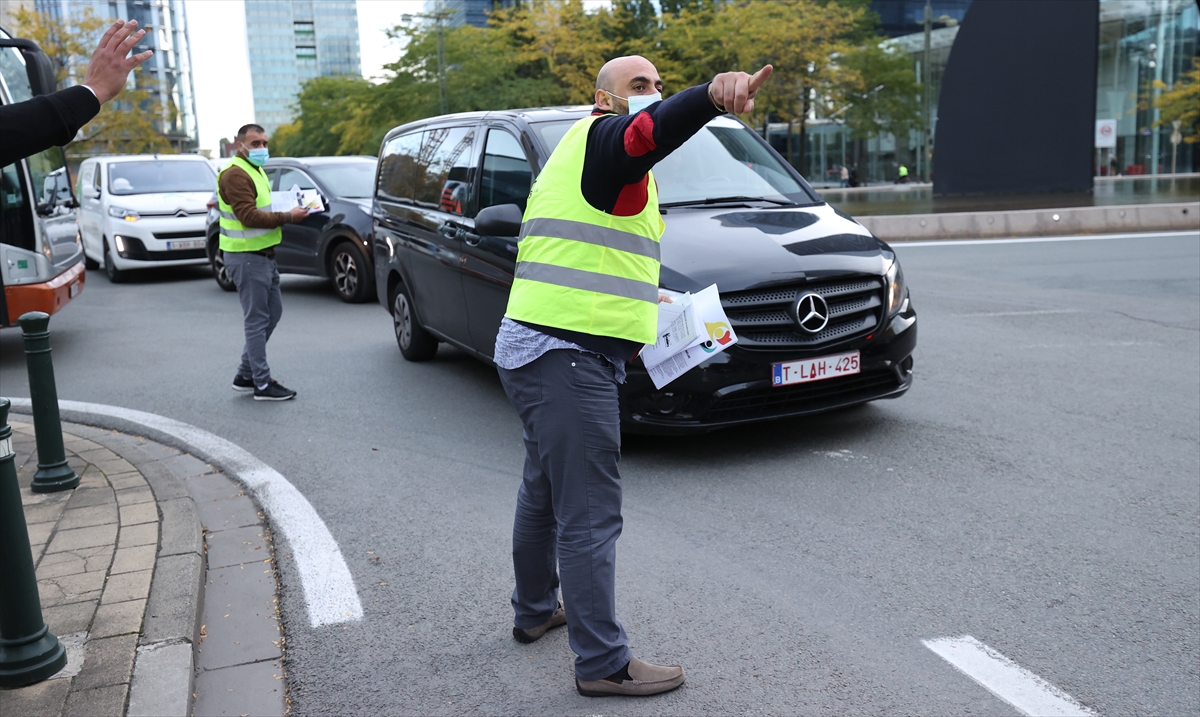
371, 107, 917, 434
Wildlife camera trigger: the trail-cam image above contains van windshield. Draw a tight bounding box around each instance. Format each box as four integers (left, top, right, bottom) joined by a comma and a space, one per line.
108, 161, 215, 196
529, 116, 819, 206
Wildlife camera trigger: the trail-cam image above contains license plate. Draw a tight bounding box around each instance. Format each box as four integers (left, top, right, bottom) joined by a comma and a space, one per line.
69, 282, 80, 298
773, 350, 860, 387
166, 239, 205, 250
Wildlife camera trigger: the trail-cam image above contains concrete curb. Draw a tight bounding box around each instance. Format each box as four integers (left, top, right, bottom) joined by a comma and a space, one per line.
9, 407, 205, 717
855, 201, 1199, 242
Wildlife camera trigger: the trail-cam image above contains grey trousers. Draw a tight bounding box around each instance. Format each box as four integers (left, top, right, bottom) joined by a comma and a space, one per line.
498, 349, 631, 681
225, 251, 282, 387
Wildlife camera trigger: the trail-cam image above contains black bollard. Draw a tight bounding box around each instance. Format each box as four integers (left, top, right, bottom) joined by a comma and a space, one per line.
17, 312, 78, 494
0, 397, 68, 686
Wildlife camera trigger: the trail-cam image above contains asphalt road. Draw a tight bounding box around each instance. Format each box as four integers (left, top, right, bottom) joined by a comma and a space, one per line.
2, 231, 1197, 715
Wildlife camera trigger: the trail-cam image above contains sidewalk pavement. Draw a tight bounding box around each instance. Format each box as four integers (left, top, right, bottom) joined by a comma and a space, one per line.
0, 417, 286, 717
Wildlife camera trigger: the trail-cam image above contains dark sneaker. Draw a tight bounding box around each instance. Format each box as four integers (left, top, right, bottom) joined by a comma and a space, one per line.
575, 657, 686, 697
254, 380, 297, 402
231, 375, 255, 392
513, 602, 566, 644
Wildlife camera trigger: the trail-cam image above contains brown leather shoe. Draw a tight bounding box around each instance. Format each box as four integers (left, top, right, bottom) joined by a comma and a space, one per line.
575, 657, 686, 697
512, 602, 566, 644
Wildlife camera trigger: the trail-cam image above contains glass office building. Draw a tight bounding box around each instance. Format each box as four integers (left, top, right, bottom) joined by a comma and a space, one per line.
33, 0, 199, 151
425, 0, 515, 29
244, 0, 361, 135
775, 0, 1198, 186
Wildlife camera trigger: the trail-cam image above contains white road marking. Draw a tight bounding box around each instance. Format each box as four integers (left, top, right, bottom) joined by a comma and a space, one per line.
951, 309, 1086, 318
894, 229, 1198, 248
8, 398, 363, 628
923, 635, 1096, 717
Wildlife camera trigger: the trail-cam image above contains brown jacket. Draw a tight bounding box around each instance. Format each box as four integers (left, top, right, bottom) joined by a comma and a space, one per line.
217, 150, 293, 228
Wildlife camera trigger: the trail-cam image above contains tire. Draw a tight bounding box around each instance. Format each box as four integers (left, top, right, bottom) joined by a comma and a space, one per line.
103, 240, 128, 283
83, 254, 99, 270
392, 282, 438, 361
211, 248, 236, 292
329, 240, 373, 303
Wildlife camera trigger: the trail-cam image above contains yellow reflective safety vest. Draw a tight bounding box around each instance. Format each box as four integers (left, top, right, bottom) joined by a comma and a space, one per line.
217, 156, 282, 253
504, 114, 665, 345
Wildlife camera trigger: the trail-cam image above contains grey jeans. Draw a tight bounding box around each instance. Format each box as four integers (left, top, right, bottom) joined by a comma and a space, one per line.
498, 349, 631, 681
224, 251, 281, 386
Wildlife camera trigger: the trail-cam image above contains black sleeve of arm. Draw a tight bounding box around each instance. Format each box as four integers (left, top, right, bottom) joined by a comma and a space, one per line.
585, 83, 722, 188
0, 86, 101, 166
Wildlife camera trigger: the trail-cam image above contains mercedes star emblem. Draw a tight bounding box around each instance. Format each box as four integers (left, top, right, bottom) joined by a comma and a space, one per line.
795, 293, 829, 333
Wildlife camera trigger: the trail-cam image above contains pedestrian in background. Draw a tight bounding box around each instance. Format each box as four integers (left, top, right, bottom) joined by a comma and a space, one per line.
493, 54, 772, 697
840, 164, 850, 187
0, 19, 151, 166
217, 123, 307, 401
896, 164, 910, 183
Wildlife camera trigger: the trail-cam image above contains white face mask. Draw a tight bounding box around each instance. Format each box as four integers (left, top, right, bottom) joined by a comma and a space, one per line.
605, 90, 662, 115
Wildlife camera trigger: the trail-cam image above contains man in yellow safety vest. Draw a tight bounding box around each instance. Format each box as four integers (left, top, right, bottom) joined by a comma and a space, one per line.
217, 123, 307, 401
494, 55, 772, 697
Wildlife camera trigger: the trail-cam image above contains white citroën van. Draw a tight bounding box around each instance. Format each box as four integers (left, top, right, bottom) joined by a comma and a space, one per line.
76, 154, 215, 282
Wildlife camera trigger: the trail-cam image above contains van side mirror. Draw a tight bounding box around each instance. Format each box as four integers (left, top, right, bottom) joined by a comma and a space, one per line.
0, 38, 58, 96
474, 203, 523, 237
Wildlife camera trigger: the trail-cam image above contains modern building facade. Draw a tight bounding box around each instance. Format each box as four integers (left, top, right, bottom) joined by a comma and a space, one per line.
244, 0, 361, 136
776, 0, 1198, 186
32, 0, 199, 152
426, 0, 515, 29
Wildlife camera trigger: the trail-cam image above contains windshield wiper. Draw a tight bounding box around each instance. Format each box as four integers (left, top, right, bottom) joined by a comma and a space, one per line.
660, 195, 797, 208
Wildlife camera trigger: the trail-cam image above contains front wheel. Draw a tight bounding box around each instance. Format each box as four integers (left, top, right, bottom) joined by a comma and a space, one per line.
104, 241, 128, 283
392, 283, 438, 361
211, 248, 236, 291
330, 241, 373, 303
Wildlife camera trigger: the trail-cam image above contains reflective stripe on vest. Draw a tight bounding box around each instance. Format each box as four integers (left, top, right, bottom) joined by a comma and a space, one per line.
503, 114, 664, 345
217, 156, 282, 253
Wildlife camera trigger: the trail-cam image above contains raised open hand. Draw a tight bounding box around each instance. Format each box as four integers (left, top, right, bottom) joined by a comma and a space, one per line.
708, 65, 774, 115
82, 20, 154, 105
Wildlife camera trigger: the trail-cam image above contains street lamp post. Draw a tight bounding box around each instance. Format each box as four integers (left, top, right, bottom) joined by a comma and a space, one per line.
402, 0, 450, 115
923, 1, 932, 183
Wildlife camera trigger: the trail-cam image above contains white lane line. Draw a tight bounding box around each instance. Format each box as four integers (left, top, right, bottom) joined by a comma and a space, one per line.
894, 229, 1199, 248
8, 397, 363, 628
923, 635, 1095, 717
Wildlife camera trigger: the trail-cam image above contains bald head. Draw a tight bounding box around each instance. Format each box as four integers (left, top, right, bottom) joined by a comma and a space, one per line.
594, 55, 663, 114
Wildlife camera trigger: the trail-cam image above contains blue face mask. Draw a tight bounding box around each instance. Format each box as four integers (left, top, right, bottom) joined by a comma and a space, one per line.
607, 90, 662, 115
246, 147, 270, 167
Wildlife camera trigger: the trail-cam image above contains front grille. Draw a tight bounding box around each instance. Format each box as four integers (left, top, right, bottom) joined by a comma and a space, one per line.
705, 368, 901, 423
722, 276, 884, 350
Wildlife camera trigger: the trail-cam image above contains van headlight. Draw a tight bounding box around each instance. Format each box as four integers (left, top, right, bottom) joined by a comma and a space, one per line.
108, 206, 140, 221
885, 258, 907, 315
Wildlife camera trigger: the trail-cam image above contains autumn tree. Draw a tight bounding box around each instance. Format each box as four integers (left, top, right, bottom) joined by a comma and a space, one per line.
1154, 56, 1200, 144
12, 7, 176, 160
658, 0, 864, 169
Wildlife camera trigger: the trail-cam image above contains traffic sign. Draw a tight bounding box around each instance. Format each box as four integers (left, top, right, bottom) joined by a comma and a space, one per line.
1095, 119, 1117, 148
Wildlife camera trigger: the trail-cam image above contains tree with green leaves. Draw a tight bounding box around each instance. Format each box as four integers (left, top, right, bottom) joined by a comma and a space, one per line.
838, 39, 922, 173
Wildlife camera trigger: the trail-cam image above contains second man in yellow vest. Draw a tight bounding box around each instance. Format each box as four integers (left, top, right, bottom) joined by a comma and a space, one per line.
218, 123, 308, 401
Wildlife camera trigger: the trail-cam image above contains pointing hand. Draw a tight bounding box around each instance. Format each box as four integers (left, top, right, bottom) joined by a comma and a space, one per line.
709, 65, 774, 115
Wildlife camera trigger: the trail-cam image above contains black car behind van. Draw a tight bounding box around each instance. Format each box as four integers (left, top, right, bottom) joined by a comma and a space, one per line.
372, 107, 917, 434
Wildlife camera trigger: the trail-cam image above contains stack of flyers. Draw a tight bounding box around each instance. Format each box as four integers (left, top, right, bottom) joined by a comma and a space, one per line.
641, 284, 737, 389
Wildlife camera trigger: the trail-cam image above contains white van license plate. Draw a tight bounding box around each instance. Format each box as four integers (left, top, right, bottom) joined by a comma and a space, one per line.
772, 351, 860, 387
167, 239, 205, 250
